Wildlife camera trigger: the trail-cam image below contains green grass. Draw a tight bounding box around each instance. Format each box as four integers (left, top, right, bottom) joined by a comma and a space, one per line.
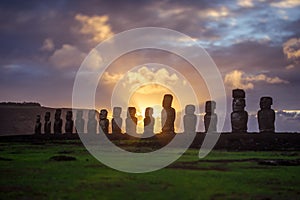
0, 140, 299, 200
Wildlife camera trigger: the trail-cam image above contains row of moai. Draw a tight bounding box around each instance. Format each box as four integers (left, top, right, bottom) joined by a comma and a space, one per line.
34, 91, 275, 134
230, 89, 275, 133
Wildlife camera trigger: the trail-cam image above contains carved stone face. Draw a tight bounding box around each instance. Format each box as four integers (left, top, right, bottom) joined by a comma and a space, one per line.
232, 98, 246, 111
100, 109, 108, 119
185, 104, 195, 115
88, 110, 96, 120
260, 97, 272, 109
113, 107, 122, 117
162, 94, 173, 108
55, 109, 61, 120
127, 107, 136, 117
145, 107, 153, 117
66, 111, 73, 120
36, 115, 41, 122
205, 101, 216, 113
76, 110, 83, 119
45, 112, 50, 121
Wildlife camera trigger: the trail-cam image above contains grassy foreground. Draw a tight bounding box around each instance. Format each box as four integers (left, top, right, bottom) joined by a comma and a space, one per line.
0, 140, 299, 200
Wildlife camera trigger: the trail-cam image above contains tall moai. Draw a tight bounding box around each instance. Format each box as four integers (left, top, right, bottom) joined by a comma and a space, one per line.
54, 109, 63, 134
44, 112, 51, 134
204, 101, 218, 133
112, 107, 122, 134
99, 109, 109, 134
231, 89, 248, 133
183, 104, 197, 133
144, 107, 155, 135
258, 97, 275, 133
75, 110, 85, 133
87, 110, 97, 134
126, 107, 137, 134
161, 94, 176, 133
65, 111, 74, 134
34, 115, 42, 134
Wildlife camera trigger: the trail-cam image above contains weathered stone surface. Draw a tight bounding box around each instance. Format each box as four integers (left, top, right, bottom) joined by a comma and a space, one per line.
184, 104, 197, 133
75, 110, 85, 133
126, 107, 137, 134
258, 96, 275, 133
112, 107, 122, 134
99, 109, 109, 134
161, 94, 176, 133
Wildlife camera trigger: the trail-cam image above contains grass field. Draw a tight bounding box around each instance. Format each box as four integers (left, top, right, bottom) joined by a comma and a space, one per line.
0, 139, 299, 200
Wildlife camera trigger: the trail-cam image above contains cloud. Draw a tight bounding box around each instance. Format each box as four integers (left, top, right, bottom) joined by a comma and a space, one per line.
41, 38, 55, 51
237, 0, 254, 8
103, 66, 180, 94
225, 70, 289, 90
283, 38, 300, 63
285, 64, 295, 70
102, 72, 124, 84
198, 6, 230, 19
271, 0, 300, 8
75, 14, 114, 43
49, 44, 86, 68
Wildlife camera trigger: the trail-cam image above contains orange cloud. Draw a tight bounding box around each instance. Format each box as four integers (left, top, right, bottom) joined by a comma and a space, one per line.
49, 44, 86, 68
75, 14, 114, 43
225, 70, 289, 90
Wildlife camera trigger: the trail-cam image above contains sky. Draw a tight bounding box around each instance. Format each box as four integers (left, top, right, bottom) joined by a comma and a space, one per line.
0, 0, 300, 132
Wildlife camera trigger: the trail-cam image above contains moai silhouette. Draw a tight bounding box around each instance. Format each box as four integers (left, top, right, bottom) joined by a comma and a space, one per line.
99, 109, 109, 134
258, 97, 275, 133
54, 109, 63, 134
112, 107, 122, 134
44, 112, 51, 134
144, 107, 155, 136
34, 115, 42, 134
161, 94, 176, 133
231, 89, 248, 133
65, 111, 74, 134
75, 110, 85, 133
126, 107, 137, 134
204, 101, 218, 133
183, 104, 197, 133
87, 110, 97, 134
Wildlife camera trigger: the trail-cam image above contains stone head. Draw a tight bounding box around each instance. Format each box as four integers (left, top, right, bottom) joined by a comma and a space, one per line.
100, 109, 108, 119
113, 107, 122, 117
36, 115, 41, 122
55, 109, 62, 120
232, 98, 246, 111
45, 112, 50, 121
205, 101, 216, 113
127, 107, 136, 117
88, 110, 96, 120
145, 107, 153, 117
76, 110, 83, 119
162, 94, 173, 108
260, 96, 272, 109
185, 104, 195, 115
66, 111, 73, 120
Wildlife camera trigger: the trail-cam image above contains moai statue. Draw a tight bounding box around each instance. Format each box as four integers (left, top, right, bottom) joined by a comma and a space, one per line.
184, 105, 197, 133
44, 112, 51, 134
34, 115, 42, 134
65, 111, 74, 134
99, 109, 109, 134
144, 107, 155, 135
54, 109, 63, 134
112, 107, 122, 134
258, 97, 275, 133
231, 89, 248, 133
87, 110, 97, 134
126, 107, 137, 134
161, 94, 176, 133
75, 110, 85, 133
204, 101, 218, 133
